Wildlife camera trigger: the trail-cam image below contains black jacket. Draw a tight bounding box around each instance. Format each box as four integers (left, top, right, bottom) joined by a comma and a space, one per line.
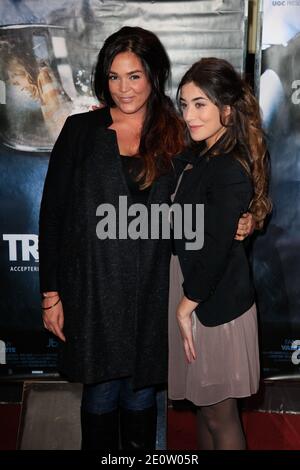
173, 149, 255, 327
39, 107, 180, 387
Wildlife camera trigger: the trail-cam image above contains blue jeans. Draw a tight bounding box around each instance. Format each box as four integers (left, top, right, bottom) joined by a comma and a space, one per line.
81, 377, 156, 414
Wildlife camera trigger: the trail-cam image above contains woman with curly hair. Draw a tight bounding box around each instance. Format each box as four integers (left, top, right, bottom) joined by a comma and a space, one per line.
168, 57, 271, 450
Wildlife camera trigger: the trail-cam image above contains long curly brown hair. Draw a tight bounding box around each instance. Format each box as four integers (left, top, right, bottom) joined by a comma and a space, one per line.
93, 26, 185, 188
177, 57, 272, 229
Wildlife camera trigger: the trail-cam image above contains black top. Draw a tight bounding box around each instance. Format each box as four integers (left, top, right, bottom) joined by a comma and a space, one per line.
120, 156, 151, 205
173, 149, 255, 327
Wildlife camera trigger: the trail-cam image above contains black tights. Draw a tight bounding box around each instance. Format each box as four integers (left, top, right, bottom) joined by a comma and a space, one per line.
196, 398, 246, 450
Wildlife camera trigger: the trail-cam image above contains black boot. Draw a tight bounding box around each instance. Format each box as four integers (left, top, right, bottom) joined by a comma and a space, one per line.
120, 405, 157, 450
81, 408, 119, 450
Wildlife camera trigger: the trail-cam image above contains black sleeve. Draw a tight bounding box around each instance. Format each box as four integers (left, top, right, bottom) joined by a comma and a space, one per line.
38, 117, 73, 293
182, 160, 252, 302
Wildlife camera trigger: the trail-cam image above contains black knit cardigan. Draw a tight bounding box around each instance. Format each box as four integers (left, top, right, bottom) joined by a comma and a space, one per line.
39, 107, 180, 388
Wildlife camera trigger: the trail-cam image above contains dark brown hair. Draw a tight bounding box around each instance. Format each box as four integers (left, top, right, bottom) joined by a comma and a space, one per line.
93, 26, 185, 187
177, 57, 272, 228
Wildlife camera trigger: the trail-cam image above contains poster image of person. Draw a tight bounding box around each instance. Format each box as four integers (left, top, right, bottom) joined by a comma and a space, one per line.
0, 25, 73, 151
0, 1, 248, 381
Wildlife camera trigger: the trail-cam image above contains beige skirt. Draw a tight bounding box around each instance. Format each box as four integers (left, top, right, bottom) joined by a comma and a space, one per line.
168, 255, 260, 407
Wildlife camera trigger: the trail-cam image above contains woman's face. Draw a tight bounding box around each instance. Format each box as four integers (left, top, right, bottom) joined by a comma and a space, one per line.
108, 51, 152, 116
180, 81, 229, 148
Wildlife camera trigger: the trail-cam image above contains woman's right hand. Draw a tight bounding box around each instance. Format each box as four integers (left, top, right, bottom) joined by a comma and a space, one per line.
90, 104, 105, 111
176, 296, 198, 363
42, 292, 66, 342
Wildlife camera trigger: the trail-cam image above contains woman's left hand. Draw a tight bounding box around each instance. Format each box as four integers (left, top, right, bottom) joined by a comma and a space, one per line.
176, 296, 199, 363
235, 212, 255, 241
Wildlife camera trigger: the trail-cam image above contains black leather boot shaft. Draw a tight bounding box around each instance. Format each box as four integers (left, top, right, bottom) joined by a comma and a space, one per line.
120, 405, 157, 450
81, 408, 119, 450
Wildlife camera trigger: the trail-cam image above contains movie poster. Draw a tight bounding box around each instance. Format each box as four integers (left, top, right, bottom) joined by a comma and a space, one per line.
253, 0, 300, 378
0, 0, 248, 377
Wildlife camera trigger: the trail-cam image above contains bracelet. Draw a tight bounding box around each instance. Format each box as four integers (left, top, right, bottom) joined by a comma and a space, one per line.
42, 293, 60, 299
42, 297, 61, 310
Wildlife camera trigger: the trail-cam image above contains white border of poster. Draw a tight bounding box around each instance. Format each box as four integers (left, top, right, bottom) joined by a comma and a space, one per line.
254, 0, 300, 379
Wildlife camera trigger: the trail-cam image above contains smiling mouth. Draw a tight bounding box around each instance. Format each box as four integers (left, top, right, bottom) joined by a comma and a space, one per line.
189, 125, 203, 131
119, 97, 134, 102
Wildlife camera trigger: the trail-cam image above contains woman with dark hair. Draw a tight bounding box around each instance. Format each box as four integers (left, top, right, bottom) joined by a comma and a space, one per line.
39, 27, 251, 451
39, 26, 184, 451
168, 57, 271, 450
